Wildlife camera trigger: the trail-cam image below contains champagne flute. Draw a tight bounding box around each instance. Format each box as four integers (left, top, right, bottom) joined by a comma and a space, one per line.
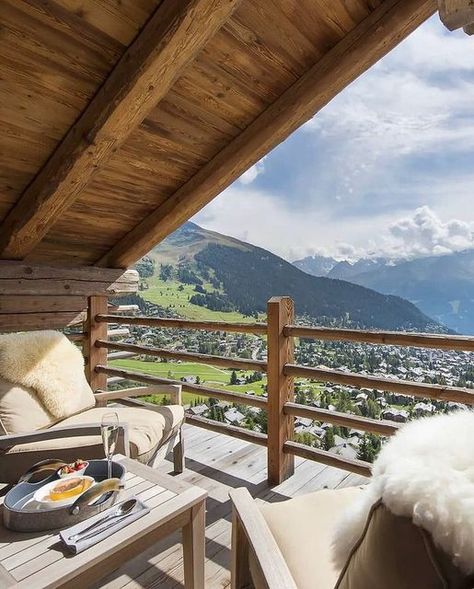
101, 412, 119, 479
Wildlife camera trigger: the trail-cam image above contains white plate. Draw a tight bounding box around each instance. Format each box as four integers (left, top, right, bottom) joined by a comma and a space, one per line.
33, 476, 95, 509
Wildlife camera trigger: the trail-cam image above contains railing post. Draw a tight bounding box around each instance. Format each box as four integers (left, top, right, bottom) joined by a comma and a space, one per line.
267, 296, 295, 485
85, 295, 108, 403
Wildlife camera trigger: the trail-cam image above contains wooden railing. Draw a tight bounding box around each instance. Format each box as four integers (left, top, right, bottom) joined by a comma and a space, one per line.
84, 295, 474, 484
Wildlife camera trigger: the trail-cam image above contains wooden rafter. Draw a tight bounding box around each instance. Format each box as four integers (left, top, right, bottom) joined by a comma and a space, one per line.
0, 0, 242, 260
98, 0, 436, 269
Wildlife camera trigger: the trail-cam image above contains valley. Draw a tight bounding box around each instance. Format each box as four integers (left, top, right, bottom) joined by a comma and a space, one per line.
104, 222, 473, 463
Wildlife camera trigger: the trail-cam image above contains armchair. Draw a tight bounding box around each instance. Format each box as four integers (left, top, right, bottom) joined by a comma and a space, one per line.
230, 411, 474, 589
0, 384, 185, 484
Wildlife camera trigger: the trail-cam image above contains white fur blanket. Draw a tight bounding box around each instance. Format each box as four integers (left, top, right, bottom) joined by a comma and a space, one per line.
0, 331, 90, 419
333, 411, 474, 574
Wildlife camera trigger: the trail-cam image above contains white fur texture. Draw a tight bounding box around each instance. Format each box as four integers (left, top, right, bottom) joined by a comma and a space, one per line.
333, 411, 474, 574
0, 330, 92, 419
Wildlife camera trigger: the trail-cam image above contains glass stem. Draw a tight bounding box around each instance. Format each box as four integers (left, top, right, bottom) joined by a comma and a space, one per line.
108, 456, 112, 479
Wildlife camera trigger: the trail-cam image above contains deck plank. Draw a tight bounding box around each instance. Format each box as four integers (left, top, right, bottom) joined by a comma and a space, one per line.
95, 425, 368, 589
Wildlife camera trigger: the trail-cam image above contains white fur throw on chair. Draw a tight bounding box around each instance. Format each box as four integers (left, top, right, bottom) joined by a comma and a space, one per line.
0, 330, 91, 419
333, 411, 474, 575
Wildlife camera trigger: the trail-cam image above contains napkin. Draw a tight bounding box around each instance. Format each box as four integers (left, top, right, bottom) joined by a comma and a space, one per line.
59, 497, 149, 554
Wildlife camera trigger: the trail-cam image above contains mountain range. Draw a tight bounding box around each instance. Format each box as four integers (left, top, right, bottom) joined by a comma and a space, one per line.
294, 251, 474, 334
143, 222, 445, 332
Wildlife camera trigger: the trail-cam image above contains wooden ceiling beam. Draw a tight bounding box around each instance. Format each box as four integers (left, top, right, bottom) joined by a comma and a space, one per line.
98, 0, 436, 269
0, 0, 242, 260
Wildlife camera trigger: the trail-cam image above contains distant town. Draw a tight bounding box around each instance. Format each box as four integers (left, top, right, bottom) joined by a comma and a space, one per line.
111, 298, 473, 463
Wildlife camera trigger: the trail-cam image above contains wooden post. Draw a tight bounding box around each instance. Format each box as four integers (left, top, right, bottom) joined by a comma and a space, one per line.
267, 296, 295, 485
85, 295, 108, 401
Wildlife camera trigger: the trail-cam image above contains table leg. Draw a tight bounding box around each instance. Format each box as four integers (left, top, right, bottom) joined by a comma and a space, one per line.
182, 500, 205, 589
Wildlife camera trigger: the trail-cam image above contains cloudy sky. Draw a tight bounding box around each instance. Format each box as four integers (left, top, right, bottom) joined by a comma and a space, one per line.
194, 16, 474, 262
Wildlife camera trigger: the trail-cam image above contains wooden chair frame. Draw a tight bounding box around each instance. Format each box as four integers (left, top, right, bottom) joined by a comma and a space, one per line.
0, 384, 185, 479
229, 487, 297, 589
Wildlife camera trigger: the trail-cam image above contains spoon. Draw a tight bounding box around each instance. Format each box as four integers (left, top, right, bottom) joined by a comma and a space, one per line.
69, 498, 137, 542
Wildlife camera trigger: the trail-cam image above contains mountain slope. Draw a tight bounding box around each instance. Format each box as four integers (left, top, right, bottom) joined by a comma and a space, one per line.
344, 251, 474, 334
145, 222, 445, 332
293, 254, 337, 276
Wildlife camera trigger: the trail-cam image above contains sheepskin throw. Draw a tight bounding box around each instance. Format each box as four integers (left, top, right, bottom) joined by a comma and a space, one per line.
333, 411, 474, 575
0, 331, 94, 419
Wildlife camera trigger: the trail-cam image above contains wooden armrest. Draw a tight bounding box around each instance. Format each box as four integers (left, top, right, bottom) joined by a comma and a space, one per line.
0, 423, 129, 452
94, 384, 182, 405
229, 488, 297, 589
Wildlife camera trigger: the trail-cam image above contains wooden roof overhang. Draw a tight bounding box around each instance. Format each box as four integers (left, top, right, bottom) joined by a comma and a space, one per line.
0, 0, 437, 271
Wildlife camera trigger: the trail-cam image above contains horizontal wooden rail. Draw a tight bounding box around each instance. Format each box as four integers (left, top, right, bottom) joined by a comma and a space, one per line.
283, 440, 371, 477
284, 364, 474, 405
185, 414, 267, 447
284, 402, 399, 436
96, 314, 268, 335
98, 340, 267, 372
284, 325, 474, 352
96, 365, 267, 409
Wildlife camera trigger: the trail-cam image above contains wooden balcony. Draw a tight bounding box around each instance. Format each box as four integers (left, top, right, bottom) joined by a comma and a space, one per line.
91, 424, 367, 589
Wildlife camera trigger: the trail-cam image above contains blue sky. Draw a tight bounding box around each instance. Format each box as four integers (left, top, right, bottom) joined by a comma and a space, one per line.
195, 16, 474, 262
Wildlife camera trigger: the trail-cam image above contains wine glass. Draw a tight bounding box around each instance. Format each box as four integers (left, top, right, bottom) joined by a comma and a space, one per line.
101, 412, 119, 479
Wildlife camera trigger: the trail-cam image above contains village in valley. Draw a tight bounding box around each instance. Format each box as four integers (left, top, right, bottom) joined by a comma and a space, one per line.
111, 300, 473, 463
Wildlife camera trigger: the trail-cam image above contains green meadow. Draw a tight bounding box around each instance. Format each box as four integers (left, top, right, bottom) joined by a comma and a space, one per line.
110, 358, 266, 405
141, 276, 264, 322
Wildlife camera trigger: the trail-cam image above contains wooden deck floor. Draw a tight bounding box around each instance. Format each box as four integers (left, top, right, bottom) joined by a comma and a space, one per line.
96, 425, 368, 589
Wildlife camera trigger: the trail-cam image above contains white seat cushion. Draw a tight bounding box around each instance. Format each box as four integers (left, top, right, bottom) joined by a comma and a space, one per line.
57, 405, 185, 459
0, 405, 184, 483
255, 486, 364, 589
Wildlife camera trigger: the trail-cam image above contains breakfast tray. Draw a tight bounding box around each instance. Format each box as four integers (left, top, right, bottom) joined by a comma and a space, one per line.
3, 459, 125, 532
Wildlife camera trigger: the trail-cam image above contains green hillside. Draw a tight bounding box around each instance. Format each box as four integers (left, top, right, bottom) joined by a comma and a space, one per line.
143, 277, 264, 322
136, 222, 446, 332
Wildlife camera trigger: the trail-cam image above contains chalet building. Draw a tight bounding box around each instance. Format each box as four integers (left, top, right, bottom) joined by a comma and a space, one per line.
382, 409, 410, 423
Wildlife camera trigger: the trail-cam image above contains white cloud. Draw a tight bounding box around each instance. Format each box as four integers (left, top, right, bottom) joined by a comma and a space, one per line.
238, 156, 267, 185
303, 18, 474, 204
385, 206, 474, 259
194, 18, 474, 262
195, 186, 474, 263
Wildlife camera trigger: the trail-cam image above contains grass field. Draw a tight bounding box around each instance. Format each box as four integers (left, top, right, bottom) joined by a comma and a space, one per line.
110, 358, 266, 405
142, 276, 264, 322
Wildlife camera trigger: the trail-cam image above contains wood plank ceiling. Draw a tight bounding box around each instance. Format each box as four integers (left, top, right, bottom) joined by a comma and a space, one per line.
0, 0, 437, 269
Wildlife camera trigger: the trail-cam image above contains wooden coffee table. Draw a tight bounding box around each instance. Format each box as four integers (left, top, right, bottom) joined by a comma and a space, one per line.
0, 456, 207, 588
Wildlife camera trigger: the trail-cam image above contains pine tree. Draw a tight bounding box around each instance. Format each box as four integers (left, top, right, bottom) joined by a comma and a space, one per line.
230, 370, 238, 385
323, 427, 335, 451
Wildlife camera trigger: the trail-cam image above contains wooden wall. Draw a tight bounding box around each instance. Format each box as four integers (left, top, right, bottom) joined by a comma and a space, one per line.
0, 261, 138, 332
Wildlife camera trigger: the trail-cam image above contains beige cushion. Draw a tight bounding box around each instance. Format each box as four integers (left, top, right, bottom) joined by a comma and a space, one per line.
336, 501, 472, 589
0, 378, 54, 435
255, 487, 364, 589
59, 406, 184, 457
0, 376, 95, 435
0, 405, 184, 483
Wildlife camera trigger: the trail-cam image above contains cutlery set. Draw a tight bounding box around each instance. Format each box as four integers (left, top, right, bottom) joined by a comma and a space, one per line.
68, 498, 138, 543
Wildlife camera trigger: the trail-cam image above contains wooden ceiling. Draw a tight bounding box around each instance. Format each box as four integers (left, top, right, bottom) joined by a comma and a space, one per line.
0, 0, 436, 269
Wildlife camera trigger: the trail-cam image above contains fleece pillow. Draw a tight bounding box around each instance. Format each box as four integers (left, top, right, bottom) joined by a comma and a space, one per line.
333, 412, 474, 588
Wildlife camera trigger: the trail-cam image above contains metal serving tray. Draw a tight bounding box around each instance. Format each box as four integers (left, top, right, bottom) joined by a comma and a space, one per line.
3, 459, 126, 532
